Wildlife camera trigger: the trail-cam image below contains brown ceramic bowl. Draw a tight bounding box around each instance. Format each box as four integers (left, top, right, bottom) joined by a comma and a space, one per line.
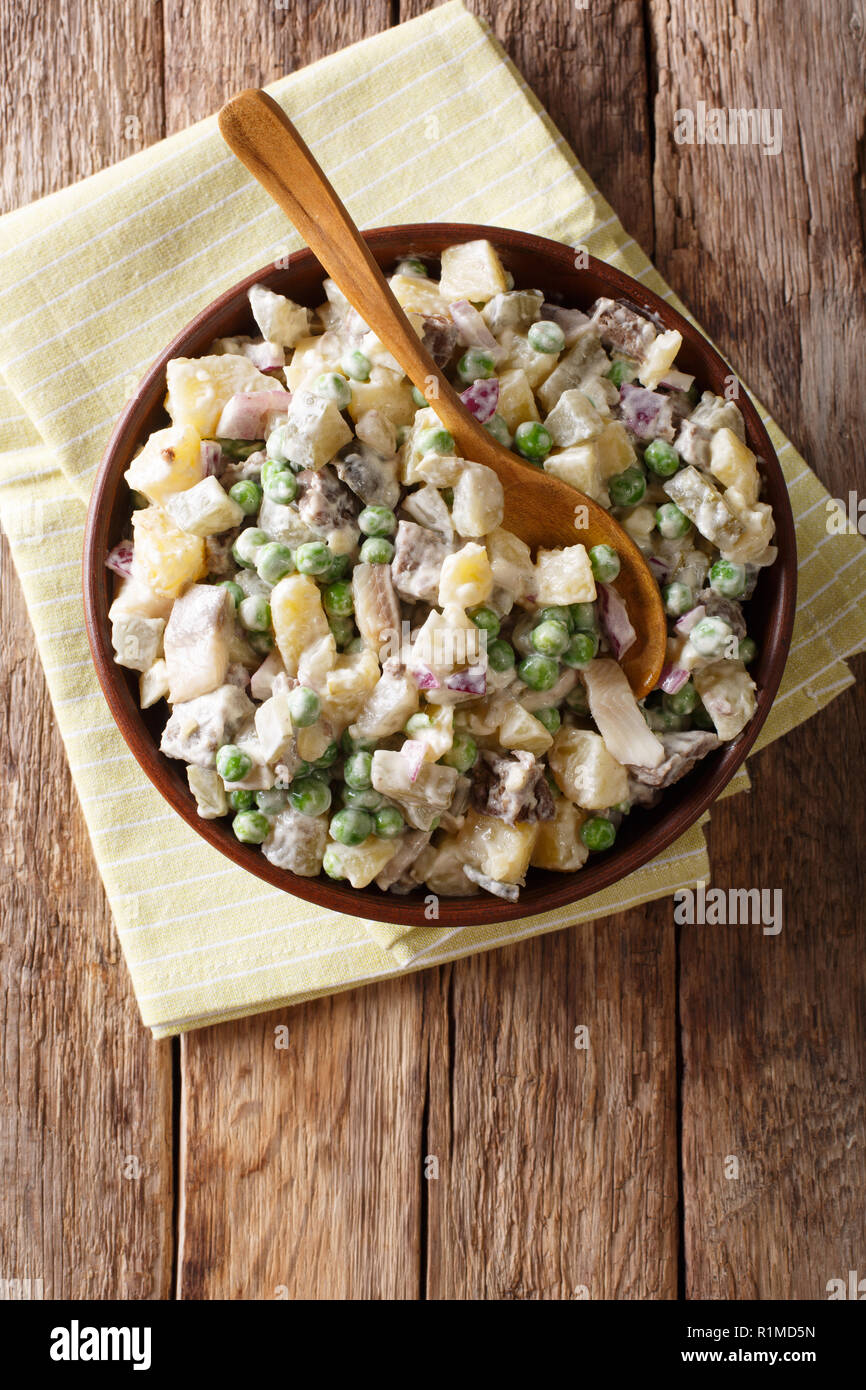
83, 223, 797, 927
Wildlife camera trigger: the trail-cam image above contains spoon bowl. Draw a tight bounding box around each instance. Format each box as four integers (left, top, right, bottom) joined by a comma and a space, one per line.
217, 88, 667, 696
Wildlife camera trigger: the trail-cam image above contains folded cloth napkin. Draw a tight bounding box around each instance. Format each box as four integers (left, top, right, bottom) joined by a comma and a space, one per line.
1, 1, 864, 1036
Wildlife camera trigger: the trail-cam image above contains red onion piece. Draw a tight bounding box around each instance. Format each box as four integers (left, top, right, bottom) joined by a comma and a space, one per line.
659, 664, 690, 695
401, 739, 426, 782
619, 383, 673, 441
647, 555, 670, 582
445, 665, 487, 695
449, 299, 501, 354
459, 377, 499, 423
105, 540, 134, 578
200, 440, 222, 477
410, 662, 441, 691
598, 583, 636, 659
216, 389, 292, 440
243, 340, 286, 373
674, 604, 706, 636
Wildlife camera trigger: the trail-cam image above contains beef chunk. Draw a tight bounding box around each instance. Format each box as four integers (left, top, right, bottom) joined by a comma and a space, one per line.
674, 417, 712, 469
589, 297, 658, 360
204, 526, 241, 576
421, 314, 459, 367
375, 830, 433, 891
335, 446, 401, 509
296, 463, 360, 535
160, 685, 254, 767
471, 750, 555, 825
627, 731, 721, 788
697, 589, 747, 639
391, 519, 452, 604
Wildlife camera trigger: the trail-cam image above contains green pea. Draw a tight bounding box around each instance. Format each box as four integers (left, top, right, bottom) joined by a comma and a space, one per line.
342, 349, 371, 382
605, 358, 637, 387
580, 816, 617, 852
358, 505, 396, 537
374, 806, 405, 839
314, 741, 339, 769
664, 681, 698, 716
340, 728, 376, 756
531, 619, 570, 658
514, 421, 552, 462
663, 581, 693, 617
690, 616, 732, 657
441, 732, 478, 773
468, 606, 500, 639
262, 468, 297, 505
537, 605, 573, 632
709, 558, 747, 598
265, 426, 291, 465
322, 846, 345, 879
255, 787, 288, 815
418, 426, 455, 455
344, 750, 373, 790
644, 438, 680, 477
535, 707, 561, 736
484, 413, 512, 447
655, 502, 691, 539
608, 466, 647, 508
249, 631, 274, 656
569, 602, 598, 632
341, 787, 385, 811
411, 386, 427, 408
589, 544, 621, 583
360, 537, 394, 564
562, 631, 599, 667
227, 788, 256, 812
294, 540, 332, 575
321, 552, 351, 584
323, 580, 354, 616
219, 579, 244, 609
232, 809, 270, 844
288, 686, 321, 727
288, 776, 332, 817
216, 744, 253, 783
404, 712, 432, 736
260, 459, 286, 489
232, 527, 268, 568
314, 372, 352, 409
565, 683, 590, 716
238, 595, 271, 633
229, 479, 262, 515
330, 807, 374, 846
528, 320, 565, 354
328, 614, 355, 648
397, 257, 428, 277
456, 348, 495, 383
518, 653, 559, 690
256, 542, 295, 584
738, 636, 758, 665
487, 638, 516, 672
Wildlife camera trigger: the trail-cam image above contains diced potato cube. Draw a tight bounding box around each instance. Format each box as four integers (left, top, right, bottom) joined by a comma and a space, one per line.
534, 545, 596, 605
536, 332, 610, 413
109, 576, 174, 623
283, 333, 342, 391
165, 355, 275, 436
594, 421, 638, 479
131, 506, 206, 598
354, 408, 398, 457
280, 389, 353, 471
708, 427, 760, 505
544, 389, 606, 447
499, 329, 558, 389
296, 723, 332, 762
422, 835, 481, 896
438, 240, 508, 305
164, 475, 244, 536
346, 366, 416, 427
413, 453, 464, 487
250, 649, 287, 702
371, 750, 458, 810
663, 466, 746, 552
456, 808, 538, 885
693, 659, 757, 740
125, 424, 203, 505
254, 691, 294, 763
439, 542, 494, 608
389, 273, 448, 317
485, 528, 535, 605
112, 614, 165, 672
164, 583, 233, 703
544, 445, 609, 505
497, 696, 554, 756
401, 406, 448, 483
186, 766, 228, 820
496, 367, 540, 431
350, 669, 419, 742
297, 632, 338, 694
270, 572, 330, 675
320, 648, 381, 728
139, 657, 170, 709
415, 704, 454, 761
719, 493, 775, 563
531, 797, 589, 872
548, 727, 628, 810
638, 328, 683, 389
621, 503, 657, 548
451, 463, 504, 538
248, 283, 311, 348
326, 835, 398, 889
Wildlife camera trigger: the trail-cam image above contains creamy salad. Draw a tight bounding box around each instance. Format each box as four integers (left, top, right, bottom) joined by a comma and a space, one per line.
107, 239, 776, 900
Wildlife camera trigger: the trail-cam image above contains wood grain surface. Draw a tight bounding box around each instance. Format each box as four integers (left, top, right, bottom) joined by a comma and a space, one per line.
0, 0, 862, 1301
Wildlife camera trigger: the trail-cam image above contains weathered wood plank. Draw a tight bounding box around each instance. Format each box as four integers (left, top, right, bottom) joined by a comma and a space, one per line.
0, 0, 174, 1300
651, 0, 866, 1298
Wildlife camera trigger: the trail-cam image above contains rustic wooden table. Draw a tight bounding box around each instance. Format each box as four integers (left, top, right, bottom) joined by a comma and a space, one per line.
1, 0, 863, 1301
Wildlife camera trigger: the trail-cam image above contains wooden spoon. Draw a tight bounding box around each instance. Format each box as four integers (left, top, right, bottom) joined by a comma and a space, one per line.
218, 88, 666, 697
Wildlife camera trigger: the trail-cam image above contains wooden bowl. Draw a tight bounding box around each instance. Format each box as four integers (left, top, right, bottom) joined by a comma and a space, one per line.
83, 223, 797, 928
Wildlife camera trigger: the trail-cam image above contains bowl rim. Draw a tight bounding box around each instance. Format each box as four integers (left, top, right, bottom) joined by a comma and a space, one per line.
83, 221, 797, 928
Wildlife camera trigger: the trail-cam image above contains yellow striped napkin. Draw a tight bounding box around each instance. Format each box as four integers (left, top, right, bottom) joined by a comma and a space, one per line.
1, 1, 864, 1036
